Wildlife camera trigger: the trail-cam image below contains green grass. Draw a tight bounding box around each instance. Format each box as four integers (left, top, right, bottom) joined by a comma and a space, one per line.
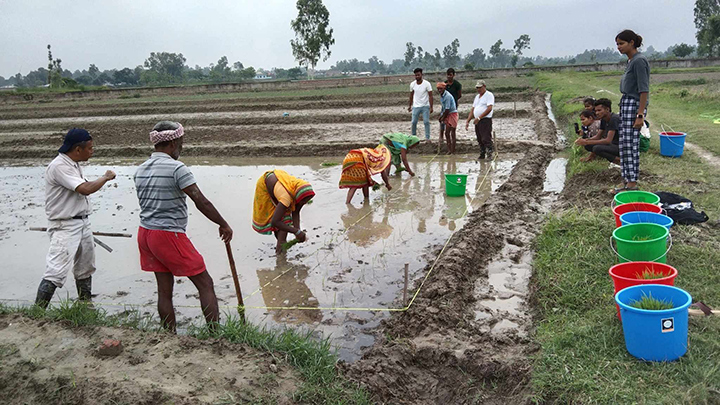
0, 301, 370, 404
530, 71, 720, 403
637, 268, 668, 280
629, 293, 675, 310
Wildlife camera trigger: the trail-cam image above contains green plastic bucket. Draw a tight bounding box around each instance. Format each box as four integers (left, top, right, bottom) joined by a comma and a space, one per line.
612, 223, 671, 264
614, 190, 660, 207
445, 174, 468, 196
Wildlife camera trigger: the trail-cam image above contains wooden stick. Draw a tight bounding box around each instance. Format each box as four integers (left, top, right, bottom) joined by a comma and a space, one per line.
403, 263, 409, 307
93, 237, 113, 253
689, 308, 719, 316
29, 227, 132, 238
225, 242, 245, 322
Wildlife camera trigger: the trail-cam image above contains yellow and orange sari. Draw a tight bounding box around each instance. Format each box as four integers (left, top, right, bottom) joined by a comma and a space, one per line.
252, 170, 314, 235
338, 145, 391, 189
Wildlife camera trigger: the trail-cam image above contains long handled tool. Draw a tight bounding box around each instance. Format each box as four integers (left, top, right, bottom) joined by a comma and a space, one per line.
28, 227, 131, 253
224, 242, 245, 322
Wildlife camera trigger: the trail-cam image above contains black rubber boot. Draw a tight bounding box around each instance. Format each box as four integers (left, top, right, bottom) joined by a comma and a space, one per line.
487, 146, 494, 159
76, 276, 92, 302
478, 148, 486, 160
35, 279, 57, 309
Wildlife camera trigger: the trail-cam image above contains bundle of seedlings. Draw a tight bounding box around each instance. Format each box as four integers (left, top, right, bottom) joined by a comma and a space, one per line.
630, 292, 674, 310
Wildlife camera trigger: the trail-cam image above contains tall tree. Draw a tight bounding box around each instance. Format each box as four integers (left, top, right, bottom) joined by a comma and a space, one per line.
404, 42, 416, 67
699, 15, 720, 56
489, 40, 503, 67
143, 52, 186, 83
513, 34, 531, 56
442, 38, 461, 68
694, 0, 720, 32
290, 0, 334, 79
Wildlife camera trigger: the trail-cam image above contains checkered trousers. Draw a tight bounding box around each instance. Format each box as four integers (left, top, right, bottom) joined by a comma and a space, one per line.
619, 96, 646, 183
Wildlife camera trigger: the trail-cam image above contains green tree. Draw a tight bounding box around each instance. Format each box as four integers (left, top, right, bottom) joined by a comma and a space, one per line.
210, 56, 231, 82
513, 34, 531, 56
489, 40, 503, 67
404, 42, 416, 67
143, 52, 186, 84
88, 64, 100, 80
287, 67, 303, 79
442, 38, 461, 68
290, 0, 334, 78
113, 68, 137, 85
511, 54, 519, 68
465, 48, 486, 68
699, 14, 720, 56
672, 43, 696, 58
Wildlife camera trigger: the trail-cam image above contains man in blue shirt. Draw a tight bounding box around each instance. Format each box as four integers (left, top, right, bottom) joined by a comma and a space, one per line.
436, 82, 458, 154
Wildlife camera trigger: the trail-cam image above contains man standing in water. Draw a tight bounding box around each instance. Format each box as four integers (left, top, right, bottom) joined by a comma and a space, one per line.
408, 68, 434, 141
35, 128, 116, 308
465, 80, 495, 160
134, 121, 233, 332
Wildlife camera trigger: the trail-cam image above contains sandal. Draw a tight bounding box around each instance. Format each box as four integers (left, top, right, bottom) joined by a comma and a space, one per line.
611, 184, 627, 194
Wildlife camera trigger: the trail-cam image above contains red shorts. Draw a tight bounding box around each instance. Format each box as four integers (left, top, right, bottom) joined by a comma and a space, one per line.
443, 112, 459, 128
138, 227, 206, 277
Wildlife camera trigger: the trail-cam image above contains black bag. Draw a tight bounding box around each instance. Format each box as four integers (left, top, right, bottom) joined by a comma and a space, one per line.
655, 192, 709, 225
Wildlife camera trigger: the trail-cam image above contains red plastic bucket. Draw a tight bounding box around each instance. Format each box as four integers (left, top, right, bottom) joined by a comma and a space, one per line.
609, 261, 677, 319
613, 202, 662, 228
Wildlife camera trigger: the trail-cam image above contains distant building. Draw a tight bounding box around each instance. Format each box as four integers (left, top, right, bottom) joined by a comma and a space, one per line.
255, 73, 272, 80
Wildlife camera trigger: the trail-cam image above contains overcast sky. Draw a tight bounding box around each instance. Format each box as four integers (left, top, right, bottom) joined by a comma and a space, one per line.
0, 0, 697, 77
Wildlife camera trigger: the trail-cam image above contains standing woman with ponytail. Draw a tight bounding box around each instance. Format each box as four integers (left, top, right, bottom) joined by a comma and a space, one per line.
614, 29, 649, 193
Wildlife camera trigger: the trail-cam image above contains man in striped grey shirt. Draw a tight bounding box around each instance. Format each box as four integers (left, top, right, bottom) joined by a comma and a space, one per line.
134, 121, 233, 332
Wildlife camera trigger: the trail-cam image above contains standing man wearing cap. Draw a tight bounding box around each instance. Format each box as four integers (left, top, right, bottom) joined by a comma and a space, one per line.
408, 68, 434, 141
35, 128, 116, 308
134, 121, 232, 332
465, 80, 495, 160
436, 82, 458, 154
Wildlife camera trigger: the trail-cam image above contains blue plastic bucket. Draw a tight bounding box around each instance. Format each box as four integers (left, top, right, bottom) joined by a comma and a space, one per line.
659, 132, 686, 158
620, 211, 674, 230
615, 284, 692, 362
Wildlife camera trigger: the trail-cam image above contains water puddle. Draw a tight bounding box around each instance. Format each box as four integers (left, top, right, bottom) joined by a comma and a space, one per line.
544, 93, 567, 146
543, 158, 568, 193
0, 154, 517, 361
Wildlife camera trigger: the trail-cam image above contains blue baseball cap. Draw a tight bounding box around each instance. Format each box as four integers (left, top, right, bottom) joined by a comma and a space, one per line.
58, 128, 92, 153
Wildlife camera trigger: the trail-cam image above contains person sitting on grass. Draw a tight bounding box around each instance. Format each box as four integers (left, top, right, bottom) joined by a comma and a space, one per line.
576, 109, 602, 159
575, 98, 620, 165
581, 97, 596, 134
436, 82, 458, 154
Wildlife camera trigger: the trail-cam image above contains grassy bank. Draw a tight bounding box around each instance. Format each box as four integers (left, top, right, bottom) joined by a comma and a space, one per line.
0, 301, 370, 404
530, 72, 720, 403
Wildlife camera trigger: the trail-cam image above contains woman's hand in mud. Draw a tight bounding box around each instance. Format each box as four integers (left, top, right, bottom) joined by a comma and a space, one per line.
408, 170, 415, 177
295, 231, 307, 243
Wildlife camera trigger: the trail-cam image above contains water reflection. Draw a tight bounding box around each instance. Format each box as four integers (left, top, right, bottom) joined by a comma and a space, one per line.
341, 203, 393, 247
256, 255, 322, 324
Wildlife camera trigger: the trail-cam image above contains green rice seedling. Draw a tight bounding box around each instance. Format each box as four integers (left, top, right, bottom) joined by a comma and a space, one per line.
631, 234, 653, 241
635, 267, 667, 280
281, 239, 300, 252
372, 183, 381, 191
321, 162, 340, 167
629, 292, 674, 310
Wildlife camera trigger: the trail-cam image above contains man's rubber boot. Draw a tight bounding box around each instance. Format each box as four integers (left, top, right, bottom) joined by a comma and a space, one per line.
35, 279, 57, 309
478, 148, 486, 160
487, 146, 494, 159
76, 276, 92, 302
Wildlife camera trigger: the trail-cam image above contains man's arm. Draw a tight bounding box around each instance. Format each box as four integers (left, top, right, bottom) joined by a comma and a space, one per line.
465, 107, 475, 130
581, 130, 615, 146
75, 170, 116, 196
408, 91, 414, 112
428, 90, 434, 113
456, 85, 462, 101
182, 183, 233, 242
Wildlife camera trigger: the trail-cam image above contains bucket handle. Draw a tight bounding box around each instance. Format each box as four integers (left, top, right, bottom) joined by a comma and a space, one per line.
609, 232, 673, 263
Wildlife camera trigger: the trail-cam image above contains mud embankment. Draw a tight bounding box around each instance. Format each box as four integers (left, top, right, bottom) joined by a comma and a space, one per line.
340, 96, 559, 403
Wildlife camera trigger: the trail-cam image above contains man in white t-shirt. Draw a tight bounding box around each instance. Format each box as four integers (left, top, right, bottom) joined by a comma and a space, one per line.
465, 80, 495, 159
407, 68, 434, 141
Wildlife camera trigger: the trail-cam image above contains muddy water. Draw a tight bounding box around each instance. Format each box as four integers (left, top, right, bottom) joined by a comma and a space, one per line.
0, 155, 517, 361
0, 103, 527, 127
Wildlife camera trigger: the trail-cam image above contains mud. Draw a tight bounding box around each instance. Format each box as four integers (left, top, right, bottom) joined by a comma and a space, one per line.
0, 313, 301, 404
341, 146, 555, 404
0, 96, 532, 120
0, 156, 516, 361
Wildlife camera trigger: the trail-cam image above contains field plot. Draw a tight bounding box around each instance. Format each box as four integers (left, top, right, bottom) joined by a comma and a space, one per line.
0, 79, 564, 403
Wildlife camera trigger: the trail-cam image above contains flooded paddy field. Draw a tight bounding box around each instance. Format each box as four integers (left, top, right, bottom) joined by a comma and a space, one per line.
0, 79, 565, 403
0, 155, 517, 361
